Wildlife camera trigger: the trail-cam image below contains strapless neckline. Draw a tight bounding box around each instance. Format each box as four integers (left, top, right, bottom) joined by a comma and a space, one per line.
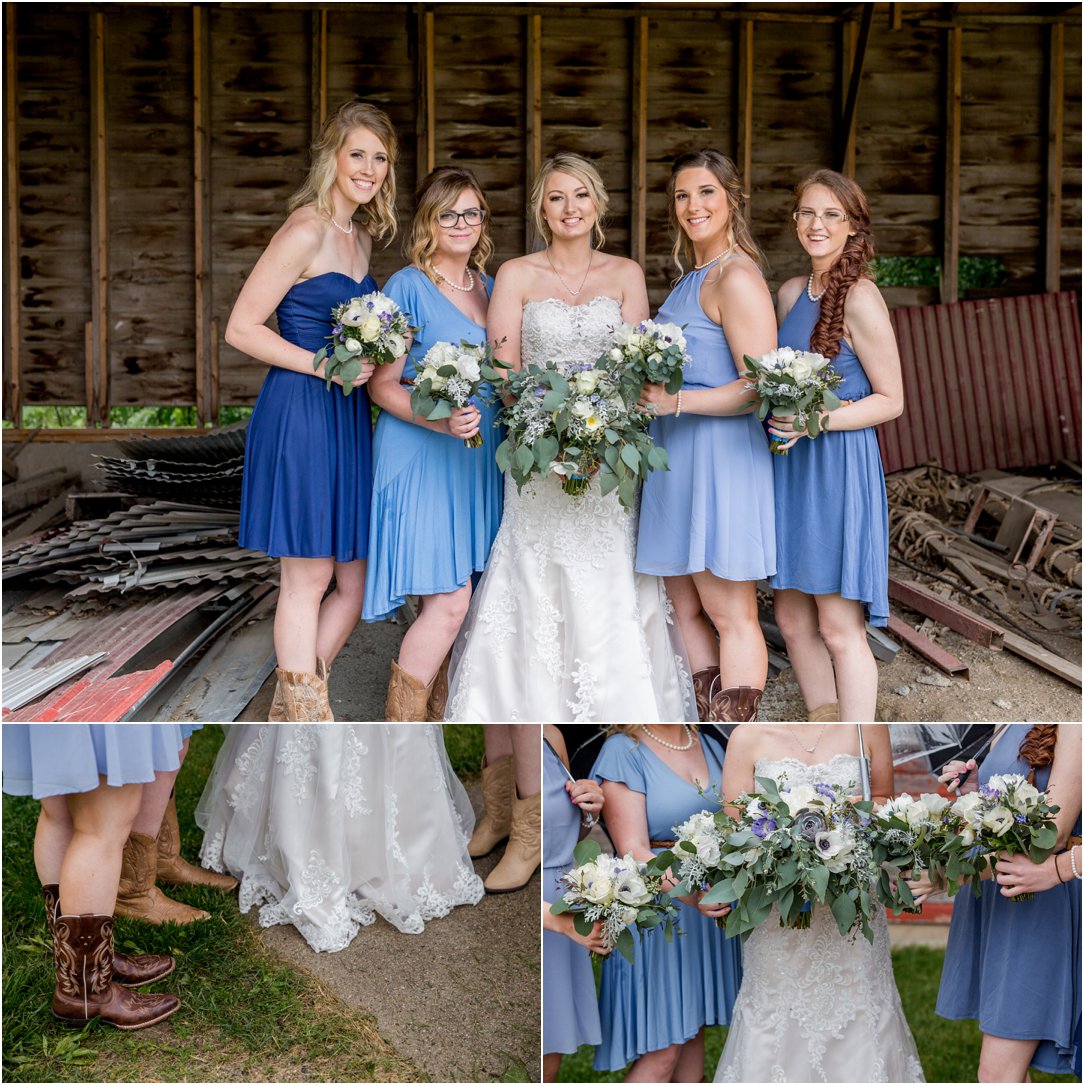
522, 295, 620, 312
293, 271, 375, 289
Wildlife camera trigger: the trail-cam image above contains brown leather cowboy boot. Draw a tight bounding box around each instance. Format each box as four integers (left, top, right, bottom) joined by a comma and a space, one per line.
467, 755, 515, 858
276, 666, 333, 722
115, 833, 209, 925
425, 654, 451, 723
808, 701, 841, 722
271, 657, 332, 721
156, 794, 238, 892
691, 666, 721, 722
483, 789, 541, 894
707, 684, 763, 723
384, 660, 435, 722
51, 913, 180, 1029
43, 884, 175, 988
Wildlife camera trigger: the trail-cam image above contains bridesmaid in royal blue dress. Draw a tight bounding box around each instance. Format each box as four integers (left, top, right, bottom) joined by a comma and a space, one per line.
936, 724, 1082, 1081
227, 100, 400, 721
364, 167, 503, 721
541, 725, 607, 1082
592, 725, 741, 1081
768, 170, 904, 723
2, 724, 186, 1030
636, 151, 776, 724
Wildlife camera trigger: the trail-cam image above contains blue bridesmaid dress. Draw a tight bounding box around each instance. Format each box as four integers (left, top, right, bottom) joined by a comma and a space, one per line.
2, 724, 186, 799
636, 262, 776, 581
239, 273, 376, 562
362, 267, 503, 621
543, 740, 602, 1056
591, 731, 742, 1072
769, 290, 890, 625
936, 723, 1082, 1076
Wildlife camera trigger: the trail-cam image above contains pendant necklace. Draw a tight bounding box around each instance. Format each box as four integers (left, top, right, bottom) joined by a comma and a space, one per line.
546, 249, 593, 297
641, 724, 694, 751
787, 724, 827, 754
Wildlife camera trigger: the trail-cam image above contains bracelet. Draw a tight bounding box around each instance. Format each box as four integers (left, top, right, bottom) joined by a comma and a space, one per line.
675, 389, 683, 417
1072, 845, 1082, 881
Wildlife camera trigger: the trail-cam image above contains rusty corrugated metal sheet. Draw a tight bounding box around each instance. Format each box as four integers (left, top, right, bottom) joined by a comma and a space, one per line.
880, 292, 1082, 475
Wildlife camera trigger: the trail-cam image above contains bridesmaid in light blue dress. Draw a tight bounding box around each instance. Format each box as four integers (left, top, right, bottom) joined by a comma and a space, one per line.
936, 724, 1082, 1081
365, 167, 503, 722
592, 725, 741, 1079
636, 150, 776, 724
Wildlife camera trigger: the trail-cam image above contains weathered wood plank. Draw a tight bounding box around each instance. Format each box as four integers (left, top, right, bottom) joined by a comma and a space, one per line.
1043, 22, 1064, 293
5, 6, 21, 421
89, 12, 108, 423
940, 25, 961, 304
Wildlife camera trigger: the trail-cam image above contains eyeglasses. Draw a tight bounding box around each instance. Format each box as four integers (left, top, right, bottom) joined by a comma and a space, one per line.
437, 208, 486, 228
793, 209, 849, 225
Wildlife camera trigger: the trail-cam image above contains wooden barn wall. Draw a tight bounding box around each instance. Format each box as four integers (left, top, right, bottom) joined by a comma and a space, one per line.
4, 3, 1079, 422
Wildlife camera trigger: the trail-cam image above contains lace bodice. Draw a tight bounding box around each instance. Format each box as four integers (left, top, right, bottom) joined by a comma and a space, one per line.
754, 753, 865, 794
521, 296, 623, 368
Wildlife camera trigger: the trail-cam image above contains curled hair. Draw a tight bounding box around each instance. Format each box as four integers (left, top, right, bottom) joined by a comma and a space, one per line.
288, 100, 399, 244
406, 166, 493, 285
668, 149, 764, 279
793, 169, 875, 360
1018, 725, 1059, 787
529, 152, 608, 249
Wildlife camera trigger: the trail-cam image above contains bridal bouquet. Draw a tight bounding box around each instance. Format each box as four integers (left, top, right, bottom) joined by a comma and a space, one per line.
870, 792, 956, 913
606, 320, 692, 400
313, 291, 415, 395
549, 839, 679, 963
495, 356, 667, 511
946, 774, 1060, 901
742, 346, 843, 454
409, 339, 510, 447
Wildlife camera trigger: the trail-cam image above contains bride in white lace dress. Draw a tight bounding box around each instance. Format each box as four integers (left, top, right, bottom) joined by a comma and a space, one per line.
713, 724, 925, 1083
195, 724, 483, 953
446, 152, 695, 723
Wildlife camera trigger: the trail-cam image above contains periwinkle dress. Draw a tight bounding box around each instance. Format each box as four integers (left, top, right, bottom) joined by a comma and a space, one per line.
362, 267, 503, 622
937, 724, 1082, 1077
636, 262, 776, 581
543, 740, 602, 1056
239, 272, 376, 562
592, 732, 741, 1071
2, 724, 186, 799
769, 290, 890, 625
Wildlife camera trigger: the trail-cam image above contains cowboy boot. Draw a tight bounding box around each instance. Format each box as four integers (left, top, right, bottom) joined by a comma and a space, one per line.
483, 790, 541, 894
276, 666, 333, 722
384, 660, 435, 722
156, 794, 238, 892
691, 666, 721, 722
315, 657, 333, 721
43, 885, 175, 988
467, 755, 515, 858
707, 683, 763, 723
808, 701, 841, 722
52, 912, 180, 1030
115, 832, 209, 925
425, 654, 451, 723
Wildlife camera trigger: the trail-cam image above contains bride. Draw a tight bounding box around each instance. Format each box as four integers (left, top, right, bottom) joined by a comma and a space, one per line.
712, 723, 925, 1083
195, 724, 483, 953
446, 152, 695, 723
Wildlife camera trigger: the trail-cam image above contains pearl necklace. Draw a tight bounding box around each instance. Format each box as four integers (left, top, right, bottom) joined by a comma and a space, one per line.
330, 215, 354, 236
694, 242, 736, 271
806, 272, 825, 302
640, 724, 694, 751
545, 249, 593, 297
786, 724, 826, 753
434, 267, 475, 293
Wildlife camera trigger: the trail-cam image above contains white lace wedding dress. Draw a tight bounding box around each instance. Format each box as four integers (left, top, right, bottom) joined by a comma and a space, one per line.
195, 724, 483, 953
446, 296, 695, 723
713, 753, 925, 1084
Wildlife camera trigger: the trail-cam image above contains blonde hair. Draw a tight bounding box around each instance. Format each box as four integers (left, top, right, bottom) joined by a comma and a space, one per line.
668, 149, 764, 278
288, 100, 399, 244
406, 167, 494, 284
529, 152, 608, 249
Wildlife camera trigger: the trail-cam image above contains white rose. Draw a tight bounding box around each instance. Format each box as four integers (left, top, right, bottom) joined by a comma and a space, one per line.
789, 356, 815, 382
952, 792, 983, 825
356, 314, 383, 342
582, 873, 614, 906
958, 826, 976, 847
575, 369, 602, 394
1014, 781, 1041, 808
919, 792, 950, 818
343, 337, 363, 353
571, 400, 594, 420
428, 373, 447, 391
695, 836, 721, 867
782, 783, 822, 815
458, 356, 481, 383
608, 347, 624, 363
647, 351, 663, 367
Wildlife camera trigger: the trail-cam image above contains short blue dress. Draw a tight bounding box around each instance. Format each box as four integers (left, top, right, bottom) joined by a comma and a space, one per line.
937, 723, 1082, 1076
362, 268, 503, 621
636, 262, 776, 581
2, 724, 186, 799
769, 290, 890, 625
543, 739, 602, 1056
591, 732, 742, 1071
239, 272, 376, 562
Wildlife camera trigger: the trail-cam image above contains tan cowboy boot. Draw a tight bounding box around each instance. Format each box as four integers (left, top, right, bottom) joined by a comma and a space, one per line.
276, 667, 333, 722
156, 794, 238, 892
483, 789, 541, 894
467, 754, 515, 858
425, 654, 451, 723
691, 666, 721, 722
808, 701, 841, 722
115, 832, 209, 925
384, 660, 435, 722
707, 684, 763, 723
51, 912, 180, 1029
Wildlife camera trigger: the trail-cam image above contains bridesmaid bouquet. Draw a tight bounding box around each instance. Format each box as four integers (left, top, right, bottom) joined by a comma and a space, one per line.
606, 320, 692, 399
550, 838, 679, 963
742, 346, 843, 454
870, 792, 957, 913
409, 339, 509, 447
495, 356, 667, 511
313, 291, 415, 396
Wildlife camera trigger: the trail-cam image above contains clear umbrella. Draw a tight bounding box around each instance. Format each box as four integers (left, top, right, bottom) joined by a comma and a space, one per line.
889, 724, 996, 772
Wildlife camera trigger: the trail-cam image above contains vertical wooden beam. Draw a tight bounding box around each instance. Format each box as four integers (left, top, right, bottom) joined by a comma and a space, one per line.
837, 9, 872, 177
416, 9, 435, 180
5, 5, 21, 422
940, 25, 962, 304
89, 11, 109, 425
525, 13, 542, 250
630, 15, 649, 264
311, 7, 328, 143
735, 20, 754, 209
193, 5, 212, 426
1043, 21, 1064, 293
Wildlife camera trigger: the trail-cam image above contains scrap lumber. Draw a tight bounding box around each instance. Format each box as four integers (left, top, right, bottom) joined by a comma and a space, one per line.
1001, 631, 1082, 688
888, 575, 1005, 649
886, 615, 969, 679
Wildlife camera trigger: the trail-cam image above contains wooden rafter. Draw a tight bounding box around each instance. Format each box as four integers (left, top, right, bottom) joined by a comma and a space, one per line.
836, 4, 872, 174
525, 13, 542, 251
631, 15, 648, 265
5, 5, 21, 422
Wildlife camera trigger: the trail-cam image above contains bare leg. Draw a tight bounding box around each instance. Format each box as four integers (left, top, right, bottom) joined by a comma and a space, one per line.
482, 725, 515, 763
542, 1053, 562, 1083
692, 571, 767, 689
35, 797, 75, 885
131, 739, 188, 838
773, 588, 838, 713
397, 584, 473, 684
978, 1034, 1041, 1083
510, 724, 541, 798
665, 575, 718, 673
626, 1043, 681, 1083
672, 1031, 706, 1083
816, 594, 877, 722
315, 559, 366, 666
275, 556, 335, 673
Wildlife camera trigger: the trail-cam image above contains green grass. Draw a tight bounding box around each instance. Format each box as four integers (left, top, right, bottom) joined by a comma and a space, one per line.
2, 725, 435, 1083
443, 724, 484, 778
557, 944, 1078, 1083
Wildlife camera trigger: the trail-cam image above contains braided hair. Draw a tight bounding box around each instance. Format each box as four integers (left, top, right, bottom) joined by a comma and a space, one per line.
1017, 724, 1059, 786
794, 170, 875, 360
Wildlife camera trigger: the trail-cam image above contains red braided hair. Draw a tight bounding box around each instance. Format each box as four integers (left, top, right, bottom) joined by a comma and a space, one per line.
1017, 724, 1059, 786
